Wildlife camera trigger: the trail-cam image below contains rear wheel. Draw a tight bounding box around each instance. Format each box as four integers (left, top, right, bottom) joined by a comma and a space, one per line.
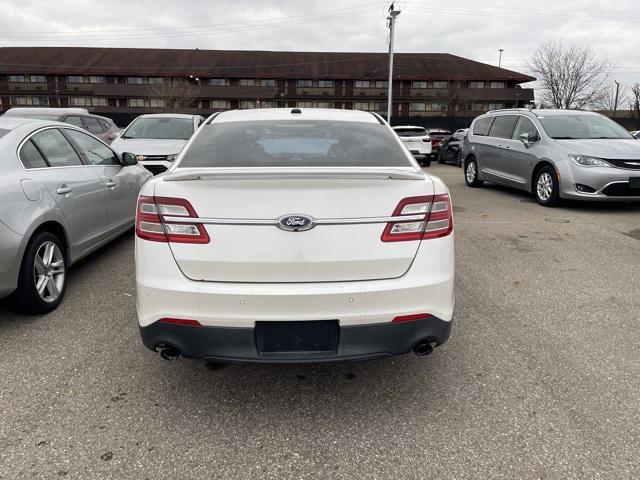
534, 166, 561, 207
11, 232, 67, 314
464, 158, 483, 187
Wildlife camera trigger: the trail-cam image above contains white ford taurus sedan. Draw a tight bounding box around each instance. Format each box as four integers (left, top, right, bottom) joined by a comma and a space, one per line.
135, 108, 455, 364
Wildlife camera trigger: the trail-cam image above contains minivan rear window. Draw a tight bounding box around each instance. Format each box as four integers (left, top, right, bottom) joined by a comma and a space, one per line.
489, 115, 518, 139
472, 117, 494, 136
179, 120, 412, 168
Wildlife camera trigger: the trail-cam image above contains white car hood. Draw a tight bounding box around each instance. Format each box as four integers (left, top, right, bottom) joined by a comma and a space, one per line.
556, 139, 640, 159
110, 138, 187, 156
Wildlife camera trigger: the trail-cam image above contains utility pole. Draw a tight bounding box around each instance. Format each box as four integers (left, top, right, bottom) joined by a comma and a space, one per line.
613, 80, 620, 118
386, 3, 401, 123
498, 49, 504, 68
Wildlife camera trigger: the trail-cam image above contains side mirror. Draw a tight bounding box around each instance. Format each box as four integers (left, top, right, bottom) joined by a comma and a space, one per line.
121, 152, 138, 166
112, 131, 121, 139
519, 132, 531, 147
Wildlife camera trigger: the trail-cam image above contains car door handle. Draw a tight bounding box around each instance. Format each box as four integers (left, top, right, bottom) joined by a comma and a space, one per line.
104, 180, 117, 188
56, 186, 72, 195
497, 144, 510, 150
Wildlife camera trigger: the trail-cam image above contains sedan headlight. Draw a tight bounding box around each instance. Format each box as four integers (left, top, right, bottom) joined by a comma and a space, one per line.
569, 154, 612, 167
166, 154, 178, 162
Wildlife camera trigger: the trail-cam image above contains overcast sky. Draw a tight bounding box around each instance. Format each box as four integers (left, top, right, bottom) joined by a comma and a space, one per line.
1, 0, 639, 103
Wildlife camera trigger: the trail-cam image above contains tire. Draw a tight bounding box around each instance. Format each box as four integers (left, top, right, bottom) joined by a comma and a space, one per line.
464, 157, 483, 187
11, 231, 67, 314
423, 159, 431, 167
533, 166, 561, 207
437, 150, 446, 164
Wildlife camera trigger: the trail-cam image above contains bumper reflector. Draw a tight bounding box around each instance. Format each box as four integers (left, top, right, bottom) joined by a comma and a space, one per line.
392, 313, 433, 323
158, 318, 202, 327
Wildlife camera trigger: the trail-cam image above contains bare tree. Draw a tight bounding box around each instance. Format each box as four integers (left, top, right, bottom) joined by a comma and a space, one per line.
147, 79, 198, 112
530, 42, 612, 109
630, 83, 640, 118
593, 82, 627, 112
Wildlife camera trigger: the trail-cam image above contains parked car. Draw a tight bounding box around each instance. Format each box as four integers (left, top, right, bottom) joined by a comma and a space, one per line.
2, 108, 120, 144
392, 125, 432, 166
438, 136, 464, 166
426, 129, 453, 157
452, 128, 469, 141
631, 130, 640, 139
111, 114, 204, 175
0, 117, 151, 313
463, 108, 640, 206
136, 108, 455, 364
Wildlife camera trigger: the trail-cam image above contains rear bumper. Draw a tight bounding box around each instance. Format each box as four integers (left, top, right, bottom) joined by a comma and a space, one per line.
140, 316, 452, 364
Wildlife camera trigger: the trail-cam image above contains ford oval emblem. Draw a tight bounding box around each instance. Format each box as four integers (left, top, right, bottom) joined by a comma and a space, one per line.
277, 214, 316, 232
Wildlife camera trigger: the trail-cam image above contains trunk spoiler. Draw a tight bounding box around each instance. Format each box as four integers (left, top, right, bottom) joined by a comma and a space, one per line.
163, 167, 426, 181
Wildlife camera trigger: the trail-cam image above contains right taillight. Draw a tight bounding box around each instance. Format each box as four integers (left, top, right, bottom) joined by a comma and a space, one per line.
135, 195, 210, 244
381, 194, 453, 242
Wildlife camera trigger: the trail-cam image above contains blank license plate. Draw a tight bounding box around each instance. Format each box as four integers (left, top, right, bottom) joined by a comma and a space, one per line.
255, 320, 339, 354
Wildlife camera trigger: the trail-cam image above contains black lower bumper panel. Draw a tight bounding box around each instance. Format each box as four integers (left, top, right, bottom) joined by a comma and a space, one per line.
140, 317, 452, 364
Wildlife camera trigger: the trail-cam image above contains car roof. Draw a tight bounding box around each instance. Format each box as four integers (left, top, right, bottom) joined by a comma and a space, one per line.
212, 108, 379, 124
136, 113, 199, 119
4, 107, 88, 116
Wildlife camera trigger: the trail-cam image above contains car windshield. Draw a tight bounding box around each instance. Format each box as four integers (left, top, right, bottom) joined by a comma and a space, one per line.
179, 120, 412, 168
538, 114, 633, 140
122, 117, 193, 140
394, 127, 426, 137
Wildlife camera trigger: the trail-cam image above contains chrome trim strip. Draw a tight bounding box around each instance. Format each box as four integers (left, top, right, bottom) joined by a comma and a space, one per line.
161, 214, 427, 226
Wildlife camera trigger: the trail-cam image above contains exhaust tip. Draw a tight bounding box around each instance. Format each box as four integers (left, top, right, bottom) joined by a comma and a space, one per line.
155, 344, 181, 361
413, 340, 435, 357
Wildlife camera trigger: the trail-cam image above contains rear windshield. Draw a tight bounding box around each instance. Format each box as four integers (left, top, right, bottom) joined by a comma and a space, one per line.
122, 117, 194, 140
394, 127, 426, 137
179, 120, 412, 168
537, 114, 633, 140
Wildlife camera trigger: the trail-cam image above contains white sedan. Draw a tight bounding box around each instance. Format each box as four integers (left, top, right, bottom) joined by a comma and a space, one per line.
135, 108, 455, 364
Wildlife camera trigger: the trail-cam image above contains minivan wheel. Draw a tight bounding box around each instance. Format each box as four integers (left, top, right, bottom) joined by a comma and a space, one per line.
464, 158, 483, 187
534, 166, 560, 207
12, 232, 67, 314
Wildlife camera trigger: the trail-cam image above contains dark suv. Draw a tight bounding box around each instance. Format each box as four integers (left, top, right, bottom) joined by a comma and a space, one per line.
2, 108, 120, 144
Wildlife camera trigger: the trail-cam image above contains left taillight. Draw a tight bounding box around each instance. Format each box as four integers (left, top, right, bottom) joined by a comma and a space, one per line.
135, 195, 210, 244
381, 194, 453, 242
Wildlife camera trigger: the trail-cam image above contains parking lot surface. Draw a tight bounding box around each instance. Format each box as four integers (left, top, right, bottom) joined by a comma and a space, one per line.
1, 163, 639, 479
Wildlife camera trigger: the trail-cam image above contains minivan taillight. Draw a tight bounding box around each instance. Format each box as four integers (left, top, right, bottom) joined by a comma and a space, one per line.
381, 194, 453, 242
135, 196, 210, 244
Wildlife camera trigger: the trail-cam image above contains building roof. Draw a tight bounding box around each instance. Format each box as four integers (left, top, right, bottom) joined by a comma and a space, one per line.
0, 47, 535, 83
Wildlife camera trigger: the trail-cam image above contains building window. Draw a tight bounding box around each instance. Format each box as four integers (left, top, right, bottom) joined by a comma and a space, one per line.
10, 96, 49, 106
148, 77, 164, 85
354, 101, 371, 111
432, 81, 448, 88
259, 101, 275, 108
259, 79, 276, 87
297, 101, 313, 108
239, 100, 256, 109
210, 100, 229, 109
91, 97, 107, 106
67, 75, 84, 84
411, 81, 427, 89
128, 98, 145, 107
488, 103, 504, 110
29, 75, 46, 83
472, 103, 487, 112
490, 81, 505, 89
9, 75, 25, 83
239, 79, 256, 87
69, 97, 89, 106
410, 102, 426, 111
318, 80, 334, 88
149, 98, 165, 108
296, 80, 313, 87
316, 101, 333, 108
209, 78, 228, 86
89, 76, 105, 84
127, 77, 143, 85
373, 102, 388, 111
10, 96, 28, 105
431, 102, 448, 111
354, 80, 370, 88
469, 81, 485, 89
374, 80, 388, 89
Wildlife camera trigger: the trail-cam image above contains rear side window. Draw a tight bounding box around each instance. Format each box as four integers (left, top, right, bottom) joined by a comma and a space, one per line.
64, 116, 84, 128
394, 127, 426, 137
20, 140, 48, 169
489, 115, 518, 138
98, 119, 112, 131
179, 120, 412, 168
31, 129, 83, 167
472, 117, 494, 136
83, 117, 104, 134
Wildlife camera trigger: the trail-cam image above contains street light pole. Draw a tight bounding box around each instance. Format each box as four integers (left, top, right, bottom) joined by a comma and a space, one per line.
387, 3, 401, 123
498, 49, 504, 68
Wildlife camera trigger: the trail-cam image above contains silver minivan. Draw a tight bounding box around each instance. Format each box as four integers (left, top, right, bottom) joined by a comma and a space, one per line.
0, 116, 151, 313
462, 109, 640, 206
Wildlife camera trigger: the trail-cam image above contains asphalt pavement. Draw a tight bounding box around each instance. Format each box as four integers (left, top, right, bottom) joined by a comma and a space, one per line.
1, 163, 639, 479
